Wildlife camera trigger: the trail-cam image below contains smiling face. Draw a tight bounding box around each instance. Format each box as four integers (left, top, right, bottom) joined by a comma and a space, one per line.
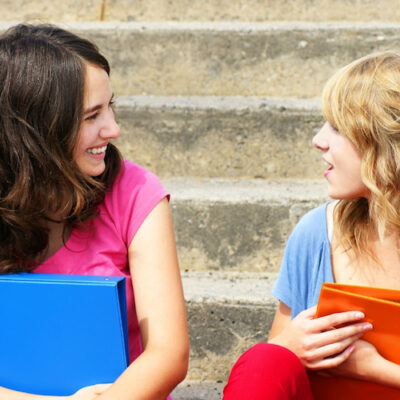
73, 63, 120, 176
312, 122, 369, 200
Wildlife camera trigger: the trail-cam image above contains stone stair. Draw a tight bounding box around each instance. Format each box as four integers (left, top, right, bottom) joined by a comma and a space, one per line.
2, 2, 398, 399
5, 0, 400, 22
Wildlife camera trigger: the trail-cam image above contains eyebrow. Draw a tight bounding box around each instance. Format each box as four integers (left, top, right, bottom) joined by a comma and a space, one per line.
83, 93, 114, 116
84, 104, 102, 116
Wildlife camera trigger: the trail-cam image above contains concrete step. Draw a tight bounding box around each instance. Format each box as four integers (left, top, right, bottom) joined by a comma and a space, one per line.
3, 0, 400, 22
165, 178, 328, 273
181, 271, 278, 381
172, 381, 224, 400
0, 0, 104, 22
115, 96, 325, 180
0, 21, 397, 97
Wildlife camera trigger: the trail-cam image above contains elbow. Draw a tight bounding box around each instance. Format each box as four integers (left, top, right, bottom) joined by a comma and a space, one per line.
148, 334, 190, 389
172, 341, 190, 384
180, 345, 190, 382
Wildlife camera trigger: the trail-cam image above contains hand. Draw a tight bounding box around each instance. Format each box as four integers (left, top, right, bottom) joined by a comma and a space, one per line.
326, 339, 381, 380
70, 384, 111, 399
269, 306, 373, 370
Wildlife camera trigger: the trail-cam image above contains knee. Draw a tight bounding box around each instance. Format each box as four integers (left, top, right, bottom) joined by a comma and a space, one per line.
223, 343, 312, 400
232, 343, 303, 377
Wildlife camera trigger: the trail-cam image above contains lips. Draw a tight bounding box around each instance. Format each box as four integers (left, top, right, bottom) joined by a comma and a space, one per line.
323, 159, 333, 177
324, 166, 333, 177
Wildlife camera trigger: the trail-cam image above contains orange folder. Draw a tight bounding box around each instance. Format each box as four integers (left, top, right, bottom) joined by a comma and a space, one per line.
308, 282, 400, 399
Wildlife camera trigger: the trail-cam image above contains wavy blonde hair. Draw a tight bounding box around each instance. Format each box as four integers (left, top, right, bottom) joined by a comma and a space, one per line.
322, 51, 400, 257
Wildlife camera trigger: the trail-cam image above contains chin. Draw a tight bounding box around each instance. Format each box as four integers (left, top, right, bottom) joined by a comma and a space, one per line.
81, 164, 106, 177
327, 188, 341, 199
328, 191, 367, 201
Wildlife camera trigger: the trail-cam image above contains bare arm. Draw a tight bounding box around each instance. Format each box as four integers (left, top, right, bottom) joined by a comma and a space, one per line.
268, 301, 292, 341
97, 198, 189, 400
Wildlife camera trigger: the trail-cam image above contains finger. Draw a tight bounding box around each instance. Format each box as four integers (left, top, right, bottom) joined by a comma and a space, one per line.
312, 310, 365, 331
307, 343, 355, 370
78, 383, 111, 395
312, 321, 372, 348
305, 331, 364, 361
92, 384, 112, 394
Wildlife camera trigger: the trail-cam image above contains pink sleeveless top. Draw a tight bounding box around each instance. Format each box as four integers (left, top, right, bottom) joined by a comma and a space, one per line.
35, 160, 170, 377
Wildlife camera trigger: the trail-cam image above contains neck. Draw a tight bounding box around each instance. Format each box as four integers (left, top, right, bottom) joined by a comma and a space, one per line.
36, 217, 71, 264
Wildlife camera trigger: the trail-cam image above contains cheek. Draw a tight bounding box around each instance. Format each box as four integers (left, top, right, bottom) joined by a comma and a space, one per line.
348, 158, 368, 193
349, 151, 363, 176
74, 126, 91, 156
72, 137, 82, 161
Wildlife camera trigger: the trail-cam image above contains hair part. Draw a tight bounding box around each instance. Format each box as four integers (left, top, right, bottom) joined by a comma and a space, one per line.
0, 24, 121, 273
322, 51, 400, 258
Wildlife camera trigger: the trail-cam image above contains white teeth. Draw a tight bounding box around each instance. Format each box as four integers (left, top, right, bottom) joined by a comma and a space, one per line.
86, 145, 107, 154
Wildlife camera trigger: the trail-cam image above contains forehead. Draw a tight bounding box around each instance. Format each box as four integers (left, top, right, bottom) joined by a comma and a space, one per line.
83, 64, 112, 107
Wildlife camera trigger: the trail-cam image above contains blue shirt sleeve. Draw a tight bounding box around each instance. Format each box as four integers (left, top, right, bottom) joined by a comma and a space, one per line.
272, 203, 333, 318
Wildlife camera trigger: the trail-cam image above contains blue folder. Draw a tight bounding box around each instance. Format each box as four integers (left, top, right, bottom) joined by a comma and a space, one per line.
0, 273, 129, 395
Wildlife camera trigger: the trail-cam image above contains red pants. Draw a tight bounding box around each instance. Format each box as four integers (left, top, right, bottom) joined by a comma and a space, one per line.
223, 343, 313, 400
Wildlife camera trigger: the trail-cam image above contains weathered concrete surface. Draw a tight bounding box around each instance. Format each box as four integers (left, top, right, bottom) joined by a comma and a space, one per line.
165, 178, 328, 272
0, 22, 397, 97
114, 96, 325, 179
171, 381, 224, 400
0, 0, 104, 22
3, 0, 400, 22
107, 0, 400, 22
182, 271, 278, 381
12, 22, 400, 97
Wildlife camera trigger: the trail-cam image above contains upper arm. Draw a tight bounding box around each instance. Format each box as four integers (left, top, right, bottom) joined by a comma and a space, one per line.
128, 198, 188, 353
268, 301, 292, 341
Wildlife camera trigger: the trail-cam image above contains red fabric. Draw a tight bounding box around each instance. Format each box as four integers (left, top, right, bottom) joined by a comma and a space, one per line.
223, 343, 313, 400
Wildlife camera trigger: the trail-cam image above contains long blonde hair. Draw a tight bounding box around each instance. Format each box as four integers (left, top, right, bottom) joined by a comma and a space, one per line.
322, 51, 400, 257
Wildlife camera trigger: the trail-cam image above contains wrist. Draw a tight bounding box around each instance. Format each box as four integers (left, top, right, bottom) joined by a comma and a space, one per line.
371, 357, 400, 388
267, 335, 286, 350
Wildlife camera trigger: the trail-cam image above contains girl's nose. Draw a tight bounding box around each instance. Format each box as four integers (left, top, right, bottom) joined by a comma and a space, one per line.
312, 122, 329, 150
101, 111, 121, 140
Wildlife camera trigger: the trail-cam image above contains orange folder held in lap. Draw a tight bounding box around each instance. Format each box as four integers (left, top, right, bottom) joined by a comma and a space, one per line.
309, 282, 400, 400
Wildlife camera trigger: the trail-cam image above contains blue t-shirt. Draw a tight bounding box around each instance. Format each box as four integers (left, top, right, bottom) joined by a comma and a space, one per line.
272, 203, 334, 318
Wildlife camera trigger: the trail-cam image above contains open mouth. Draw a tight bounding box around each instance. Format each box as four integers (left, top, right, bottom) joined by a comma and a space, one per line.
324, 160, 333, 177
86, 145, 107, 154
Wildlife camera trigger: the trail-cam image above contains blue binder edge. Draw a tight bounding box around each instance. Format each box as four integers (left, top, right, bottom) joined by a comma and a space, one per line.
116, 278, 130, 364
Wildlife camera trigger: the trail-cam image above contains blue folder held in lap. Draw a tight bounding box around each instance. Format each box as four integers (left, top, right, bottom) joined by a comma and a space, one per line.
0, 273, 129, 395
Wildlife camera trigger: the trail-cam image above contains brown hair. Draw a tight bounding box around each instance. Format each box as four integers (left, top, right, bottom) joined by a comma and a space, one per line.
322, 51, 400, 258
0, 24, 121, 273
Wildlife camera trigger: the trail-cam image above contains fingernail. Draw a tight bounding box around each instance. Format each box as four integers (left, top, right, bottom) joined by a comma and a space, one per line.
347, 344, 355, 352
363, 322, 373, 330
355, 311, 364, 319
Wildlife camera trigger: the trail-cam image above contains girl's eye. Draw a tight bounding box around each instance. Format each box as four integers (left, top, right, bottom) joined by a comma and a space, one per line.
329, 123, 339, 133
85, 112, 99, 121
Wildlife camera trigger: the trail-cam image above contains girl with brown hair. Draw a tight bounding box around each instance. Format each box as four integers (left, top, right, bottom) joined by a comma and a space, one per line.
0, 24, 188, 399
